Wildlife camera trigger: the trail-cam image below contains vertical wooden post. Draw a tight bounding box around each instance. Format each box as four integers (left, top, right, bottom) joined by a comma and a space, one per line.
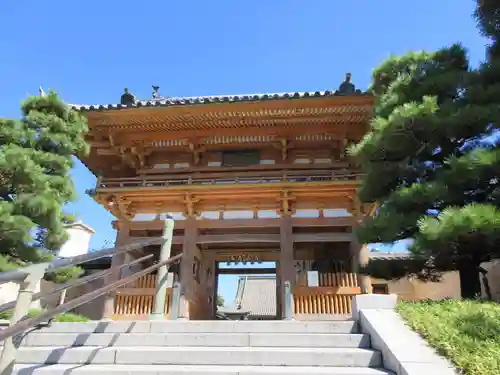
279, 214, 294, 319
203, 255, 216, 319
150, 218, 175, 320
102, 222, 129, 319
178, 216, 197, 319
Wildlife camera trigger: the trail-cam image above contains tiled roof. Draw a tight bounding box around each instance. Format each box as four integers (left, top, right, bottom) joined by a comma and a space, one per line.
70, 73, 370, 112
71, 90, 370, 112
220, 276, 277, 317
369, 252, 411, 261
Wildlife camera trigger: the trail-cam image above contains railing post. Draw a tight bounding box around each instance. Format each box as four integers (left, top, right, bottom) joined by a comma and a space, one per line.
150, 216, 175, 320
169, 281, 181, 320
0, 263, 48, 375
284, 281, 293, 320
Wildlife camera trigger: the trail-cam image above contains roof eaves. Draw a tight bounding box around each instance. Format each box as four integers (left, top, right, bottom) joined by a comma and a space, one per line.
369, 252, 412, 261
71, 89, 371, 112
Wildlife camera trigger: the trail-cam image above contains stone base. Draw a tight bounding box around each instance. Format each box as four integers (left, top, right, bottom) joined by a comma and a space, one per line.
149, 313, 168, 321
351, 294, 397, 320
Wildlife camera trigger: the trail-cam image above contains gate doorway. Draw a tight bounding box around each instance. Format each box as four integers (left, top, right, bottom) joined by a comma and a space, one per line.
215, 261, 278, 320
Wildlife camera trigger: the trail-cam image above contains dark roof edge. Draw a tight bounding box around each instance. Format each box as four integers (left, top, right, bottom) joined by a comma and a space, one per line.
71, 89, 372, 113
369, 252, 411, 261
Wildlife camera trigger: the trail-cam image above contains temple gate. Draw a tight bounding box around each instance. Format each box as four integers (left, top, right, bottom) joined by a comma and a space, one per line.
75, 74, 376, 320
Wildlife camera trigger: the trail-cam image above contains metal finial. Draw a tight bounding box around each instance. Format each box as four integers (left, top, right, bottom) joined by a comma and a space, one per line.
152, 85, 160, 99
337, 73, 356, 95
120, 88, 136, 105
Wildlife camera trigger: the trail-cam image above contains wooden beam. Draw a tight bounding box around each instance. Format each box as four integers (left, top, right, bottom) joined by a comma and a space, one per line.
180, 217, 198, 308
128, 236, 184, 245
212, 251, 280, 262
125, 217, 355, 231
137, 162, 353, 176
198, 234, 281, 244
293, 232, 353, 242
293, 286, 361, 296
95, 182, 360, 198
216, 268, 276, 275
279, 215, 294, 318
117, 123, 358, 144
128, 231, 352, 244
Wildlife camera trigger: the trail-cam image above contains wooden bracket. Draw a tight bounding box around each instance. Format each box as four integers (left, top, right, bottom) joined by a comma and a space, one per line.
278, 190, 296, 216
182, 192, 200, 218
188, 142, 206, 166
280, 138, 288, 162
101, 195, 135, 221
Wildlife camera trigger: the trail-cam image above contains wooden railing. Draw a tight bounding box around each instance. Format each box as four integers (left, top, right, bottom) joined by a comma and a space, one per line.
0, 219, 180, 375
293, 270, 360, 315
97, 168, 362, 189
293, 286, 360, 315
114, 274, 173, 319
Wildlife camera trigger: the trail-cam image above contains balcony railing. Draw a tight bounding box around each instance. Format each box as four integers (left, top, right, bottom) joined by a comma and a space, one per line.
96, 168, 363, 189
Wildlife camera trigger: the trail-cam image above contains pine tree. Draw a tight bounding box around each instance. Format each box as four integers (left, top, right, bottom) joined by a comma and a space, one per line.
0, 91, 89, 283
350, 39, 500, 298
217, 295, 225, 307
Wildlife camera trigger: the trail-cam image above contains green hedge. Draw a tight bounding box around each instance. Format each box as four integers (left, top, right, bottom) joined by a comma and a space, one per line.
0, 309, 89, 322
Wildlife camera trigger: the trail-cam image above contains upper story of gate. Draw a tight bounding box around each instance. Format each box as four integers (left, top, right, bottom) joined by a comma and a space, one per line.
74, 74, 374, 220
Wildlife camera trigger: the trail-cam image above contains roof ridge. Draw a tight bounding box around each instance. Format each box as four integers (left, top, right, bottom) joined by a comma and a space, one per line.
72, 89, 371, 112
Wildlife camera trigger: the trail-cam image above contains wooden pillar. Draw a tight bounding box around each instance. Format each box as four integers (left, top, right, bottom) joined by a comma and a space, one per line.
279, 214, 294, 319
202, 254, 216, 319
102, 222, 129, 319
178, 216, 197, 319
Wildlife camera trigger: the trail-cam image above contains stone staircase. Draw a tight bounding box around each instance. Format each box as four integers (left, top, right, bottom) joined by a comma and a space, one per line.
10, 320, 393, 375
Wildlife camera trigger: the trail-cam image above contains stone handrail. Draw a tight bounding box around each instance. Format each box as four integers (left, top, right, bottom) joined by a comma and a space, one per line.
0, 218, 179, 375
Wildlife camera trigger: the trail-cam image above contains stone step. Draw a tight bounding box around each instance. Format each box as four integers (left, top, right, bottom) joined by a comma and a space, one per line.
27, 320, 358, 334
13, 364, 394, 375
18, 332, 370, 348
13, 346, 382, 367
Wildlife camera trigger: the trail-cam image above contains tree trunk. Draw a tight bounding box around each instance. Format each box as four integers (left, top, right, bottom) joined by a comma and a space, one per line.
458, 261, 481, 299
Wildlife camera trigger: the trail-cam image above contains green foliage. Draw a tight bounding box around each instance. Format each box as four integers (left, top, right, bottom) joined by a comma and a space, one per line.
0, 91, 89, 283
0, 308, 89, 322
350, 13, 500, 287
216, 295, 225, 307
398, 299, 500, 375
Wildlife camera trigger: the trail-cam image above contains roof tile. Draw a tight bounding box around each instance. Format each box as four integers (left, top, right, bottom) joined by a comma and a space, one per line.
71, 89, 370, 112
220, 276, 277, 317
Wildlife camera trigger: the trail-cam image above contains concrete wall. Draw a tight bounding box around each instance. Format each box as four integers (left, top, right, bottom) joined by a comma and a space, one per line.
0, 281, 42, 310
480, 259, 500, 301
372, 271, 462, 301
40, 270, 106, 320
372, 262, 500, 302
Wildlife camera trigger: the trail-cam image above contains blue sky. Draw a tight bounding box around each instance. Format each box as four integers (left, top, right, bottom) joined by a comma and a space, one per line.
0, 0, 487, 302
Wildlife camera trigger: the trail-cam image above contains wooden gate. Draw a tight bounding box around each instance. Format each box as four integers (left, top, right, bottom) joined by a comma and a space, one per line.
293, 261, 360, 315
113, 274, 172, 320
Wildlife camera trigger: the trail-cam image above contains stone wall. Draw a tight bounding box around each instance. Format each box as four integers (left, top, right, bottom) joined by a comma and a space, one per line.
372, 261, 500, 302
